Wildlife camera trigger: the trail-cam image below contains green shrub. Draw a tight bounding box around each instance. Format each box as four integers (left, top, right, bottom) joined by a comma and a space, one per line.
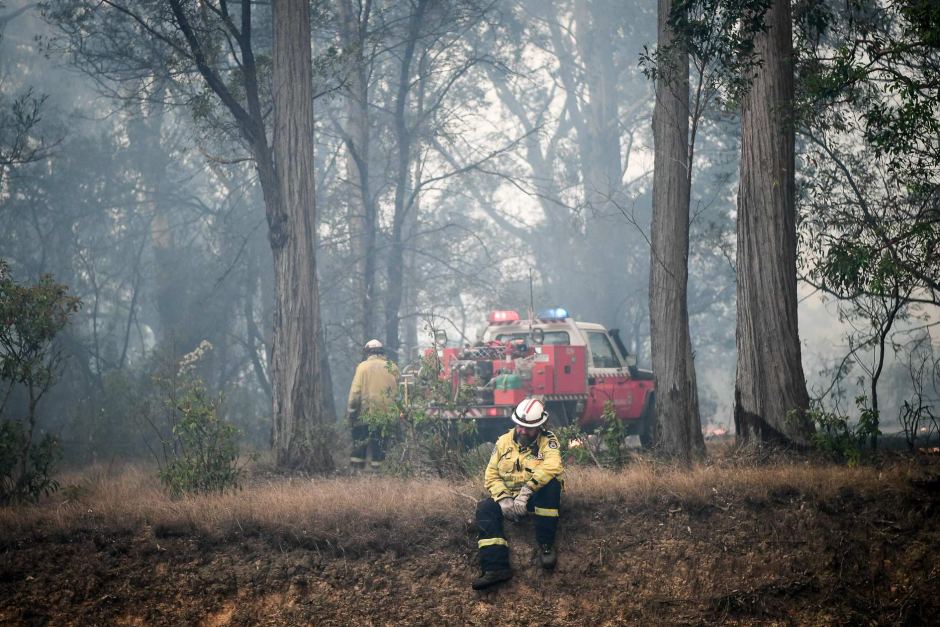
0, 260, 79, 504
370, 403, 485, 478
155, 342, 242, 497
0, 419, 60, 504
358, 350, 489, 478
598, 401, 632, 468
157, 378, 242, 497
551, 404, 635, 469
553, 423, 596, 466
804, 396, 881, 466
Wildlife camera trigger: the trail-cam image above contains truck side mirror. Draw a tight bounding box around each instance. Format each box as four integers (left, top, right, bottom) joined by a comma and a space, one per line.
433, 329, 447, 346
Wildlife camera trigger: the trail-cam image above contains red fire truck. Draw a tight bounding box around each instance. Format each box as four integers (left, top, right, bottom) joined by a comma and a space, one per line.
417, 308, 656, 444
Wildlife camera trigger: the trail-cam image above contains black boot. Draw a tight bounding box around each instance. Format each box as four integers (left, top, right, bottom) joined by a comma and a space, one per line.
539, 544, 556, 569
471, 569, 512, 590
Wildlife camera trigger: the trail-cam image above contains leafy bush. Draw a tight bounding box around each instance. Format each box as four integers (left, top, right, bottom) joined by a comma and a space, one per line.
155, 342, 242, 497
553, 423, 601, 466
597, 401, 632, 467
380, 354, 640, 475
366, 403, 486, 478
804, 396, 881, 466
552, 403, 635, 469
0, 260, 79, 504
157, 378, 242, 497
0, 419, 60, 504
357, 351, 493, 478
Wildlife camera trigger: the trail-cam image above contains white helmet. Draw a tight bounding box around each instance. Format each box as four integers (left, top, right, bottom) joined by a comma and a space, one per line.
511, 398, 548, 428
364, 339, 383, 350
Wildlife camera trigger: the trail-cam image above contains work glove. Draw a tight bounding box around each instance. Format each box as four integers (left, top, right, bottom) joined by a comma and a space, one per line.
511, 485, 534, 519
498, 497, 518, 522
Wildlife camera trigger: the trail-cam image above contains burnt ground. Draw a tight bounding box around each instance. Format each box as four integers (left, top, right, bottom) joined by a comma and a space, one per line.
1, 460, 939, 626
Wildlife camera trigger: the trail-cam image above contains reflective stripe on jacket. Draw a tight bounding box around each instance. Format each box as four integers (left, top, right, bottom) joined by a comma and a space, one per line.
347, 355, 400, 418
484, 428, 564, 500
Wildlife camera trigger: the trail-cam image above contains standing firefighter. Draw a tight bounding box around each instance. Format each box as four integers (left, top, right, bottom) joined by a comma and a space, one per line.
346, 339, 400, 471
472, 398, 564, 590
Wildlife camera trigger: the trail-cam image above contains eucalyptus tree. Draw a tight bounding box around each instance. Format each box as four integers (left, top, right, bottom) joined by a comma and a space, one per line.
734, 0, 812, 445
330, 0, 515, 362
335, 0, 379, 345
44, 0, 336, 470
269, 0, 333, 470
794, 0, 940, 442
648, 0, 699, 462
477, 0, 656, 337
643, 0, 770, 458
795, 0, 939, 310
0, 4, 57, 189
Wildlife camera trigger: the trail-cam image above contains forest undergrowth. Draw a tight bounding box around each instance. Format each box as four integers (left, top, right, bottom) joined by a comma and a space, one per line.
0, 447, 915, 544
1, 446, 938, 625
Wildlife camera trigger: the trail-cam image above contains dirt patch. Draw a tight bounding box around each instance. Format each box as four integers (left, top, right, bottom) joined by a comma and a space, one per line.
1, 464, 938, 625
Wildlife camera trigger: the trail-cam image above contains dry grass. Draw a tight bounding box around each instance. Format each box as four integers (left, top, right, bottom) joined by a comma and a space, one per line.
0, 465, 479, 555
566, 458, 909, 511
2, 452, 938, 625
0, 451, 916, 553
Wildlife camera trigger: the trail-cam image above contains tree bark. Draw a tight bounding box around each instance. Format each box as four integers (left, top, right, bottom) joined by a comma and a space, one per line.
734, 0, 811, 445
649, 0, 704, 464
269, 0, 333, 471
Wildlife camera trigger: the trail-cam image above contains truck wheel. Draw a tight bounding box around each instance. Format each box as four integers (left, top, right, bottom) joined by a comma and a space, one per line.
639, 395, 655, 449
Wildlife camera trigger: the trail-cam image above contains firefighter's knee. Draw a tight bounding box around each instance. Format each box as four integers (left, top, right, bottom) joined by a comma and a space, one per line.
533, 478, 562, 507
476, 497, 500, 520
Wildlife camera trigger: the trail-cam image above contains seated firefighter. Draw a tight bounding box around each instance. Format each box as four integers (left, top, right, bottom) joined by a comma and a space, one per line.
346, 339, 400, 471
472, 398, 564, 590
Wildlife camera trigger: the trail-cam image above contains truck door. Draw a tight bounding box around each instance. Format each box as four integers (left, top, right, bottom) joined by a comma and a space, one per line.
585, 331, 634, 423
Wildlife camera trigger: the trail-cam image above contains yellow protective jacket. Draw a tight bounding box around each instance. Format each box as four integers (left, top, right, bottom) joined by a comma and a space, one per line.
484, 428, 564, 500
347, 355, 400, 419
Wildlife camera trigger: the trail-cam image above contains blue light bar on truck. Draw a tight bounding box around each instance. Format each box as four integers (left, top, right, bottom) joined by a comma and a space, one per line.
537, 307, 569, 320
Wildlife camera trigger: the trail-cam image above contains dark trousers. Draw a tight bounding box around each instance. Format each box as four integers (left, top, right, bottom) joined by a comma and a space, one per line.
475, 478, 561, 572
350, 423, 385, 465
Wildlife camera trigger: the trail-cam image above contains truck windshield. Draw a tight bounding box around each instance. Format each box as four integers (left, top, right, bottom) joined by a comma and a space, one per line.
495, 331, 570, 345
588, 332, 621, 368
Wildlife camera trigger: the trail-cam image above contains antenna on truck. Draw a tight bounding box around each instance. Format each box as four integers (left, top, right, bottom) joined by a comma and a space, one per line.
528, 267, 534, 336
528, 266, 535, 337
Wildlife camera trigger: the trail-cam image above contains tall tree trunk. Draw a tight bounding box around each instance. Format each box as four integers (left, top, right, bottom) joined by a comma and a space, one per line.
734, 0, 811, 445
574, 0, 631, 326
385, 0, 427, 363
126, 96, 181, 354
269, 0, 333, 471
649, 0, 704, 464
338, 0, 377, 342
401, 154, 423, 363
243, 257, 272, 401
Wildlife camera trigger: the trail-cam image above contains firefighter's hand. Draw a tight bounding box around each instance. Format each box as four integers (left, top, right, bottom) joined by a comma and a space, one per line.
498, 497, 518, 522
511, 486, 533, 519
